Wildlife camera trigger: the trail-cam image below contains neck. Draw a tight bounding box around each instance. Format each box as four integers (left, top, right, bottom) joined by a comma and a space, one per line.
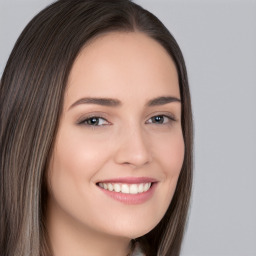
46, 197, 131, 256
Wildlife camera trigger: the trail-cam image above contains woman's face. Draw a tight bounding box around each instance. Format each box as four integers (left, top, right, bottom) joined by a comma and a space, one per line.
47, 32, 184, 240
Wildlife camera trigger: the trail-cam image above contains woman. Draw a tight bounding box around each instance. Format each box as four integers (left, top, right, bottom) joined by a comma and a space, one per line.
0, 0, 193, 255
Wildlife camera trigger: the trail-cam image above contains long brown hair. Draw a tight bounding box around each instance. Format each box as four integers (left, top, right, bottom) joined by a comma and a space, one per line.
0, 1, 193, 255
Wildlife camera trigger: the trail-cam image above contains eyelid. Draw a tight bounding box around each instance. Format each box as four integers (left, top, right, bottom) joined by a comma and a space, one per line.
146, 114, 176, 125
76, 111, 178, 127
76, 114, 111, 126
146, 111, 177, 122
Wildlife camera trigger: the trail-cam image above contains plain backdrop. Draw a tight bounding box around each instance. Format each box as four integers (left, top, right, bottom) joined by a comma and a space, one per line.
0, 0, 256, 255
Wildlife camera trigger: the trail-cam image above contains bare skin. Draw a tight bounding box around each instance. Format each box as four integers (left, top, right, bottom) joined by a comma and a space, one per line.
46, 32, 184, 256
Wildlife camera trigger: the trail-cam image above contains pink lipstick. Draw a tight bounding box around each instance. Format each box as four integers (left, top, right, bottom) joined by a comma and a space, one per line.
96, 177, 157, 204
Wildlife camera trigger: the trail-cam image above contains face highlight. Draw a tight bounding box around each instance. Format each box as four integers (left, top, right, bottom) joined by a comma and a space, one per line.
47, 32, 184, 249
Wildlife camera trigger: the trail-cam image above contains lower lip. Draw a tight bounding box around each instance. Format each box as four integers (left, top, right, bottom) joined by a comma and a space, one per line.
98, 183, 157, 205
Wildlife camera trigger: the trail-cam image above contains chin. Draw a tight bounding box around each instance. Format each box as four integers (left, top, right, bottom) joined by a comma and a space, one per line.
103, 217, 160, 239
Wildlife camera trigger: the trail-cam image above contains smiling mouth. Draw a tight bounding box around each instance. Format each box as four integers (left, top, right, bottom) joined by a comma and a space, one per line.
96, 178, 157, 204
97, 182, 152, 194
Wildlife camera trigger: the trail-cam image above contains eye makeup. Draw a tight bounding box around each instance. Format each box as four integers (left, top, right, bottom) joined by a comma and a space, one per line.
76, 111, 177, 129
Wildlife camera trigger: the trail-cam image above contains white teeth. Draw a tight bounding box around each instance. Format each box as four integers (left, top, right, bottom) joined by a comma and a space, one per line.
107, 183, 114, 191
130, 184, 138, 194
138, 183, 144, 193
121, 184, 130, 194
98, 182, 152, 194
144, 183, 150, 191
114, 183, 121, 192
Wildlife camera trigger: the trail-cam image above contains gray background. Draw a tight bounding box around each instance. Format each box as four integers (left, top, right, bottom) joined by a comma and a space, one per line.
0, 0, 255, 255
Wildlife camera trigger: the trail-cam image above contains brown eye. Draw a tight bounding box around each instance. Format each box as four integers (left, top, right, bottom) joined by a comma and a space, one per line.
87, 117, 100, 125
151, 116, 165, 124
146, 115, 176, 125
80, 116, 109, 126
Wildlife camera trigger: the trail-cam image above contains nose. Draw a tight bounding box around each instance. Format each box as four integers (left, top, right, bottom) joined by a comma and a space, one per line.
114, 125, 152, 168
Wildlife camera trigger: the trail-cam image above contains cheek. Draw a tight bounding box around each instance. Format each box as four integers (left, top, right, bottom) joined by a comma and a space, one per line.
46, 127, 114, 226
50, 128, 110, 180
152, 128, 184, 199
47, 127, 112, 210
155, 129, 185, 176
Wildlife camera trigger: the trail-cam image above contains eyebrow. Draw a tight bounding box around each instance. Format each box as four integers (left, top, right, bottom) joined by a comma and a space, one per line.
147, 96, 181, 106
68, 96, 181, 110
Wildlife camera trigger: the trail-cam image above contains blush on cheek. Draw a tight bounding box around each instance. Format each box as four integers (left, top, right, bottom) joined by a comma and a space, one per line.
162, 139, 185, 175
56, 130, 96, 170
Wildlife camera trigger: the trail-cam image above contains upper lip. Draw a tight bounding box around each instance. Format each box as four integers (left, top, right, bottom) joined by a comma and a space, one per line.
96, 177, 158, 184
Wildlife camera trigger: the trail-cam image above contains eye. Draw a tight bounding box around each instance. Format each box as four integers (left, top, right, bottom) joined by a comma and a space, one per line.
79, 116, 109, 126
146, 115, 175, 125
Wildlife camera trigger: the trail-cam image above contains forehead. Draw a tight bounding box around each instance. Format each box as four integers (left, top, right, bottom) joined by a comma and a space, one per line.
65, 32, 180, 107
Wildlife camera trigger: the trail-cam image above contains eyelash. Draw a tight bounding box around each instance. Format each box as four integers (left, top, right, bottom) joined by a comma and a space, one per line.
78, 114, 176, 128
78, 115, 110, 127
